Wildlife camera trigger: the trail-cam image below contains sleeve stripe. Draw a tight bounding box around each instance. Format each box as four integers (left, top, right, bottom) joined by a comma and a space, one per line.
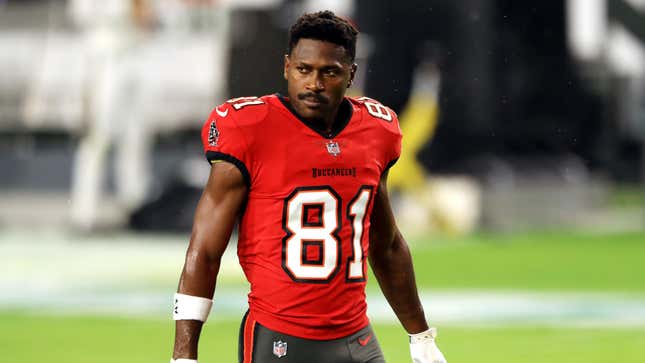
205, 151, 251, 188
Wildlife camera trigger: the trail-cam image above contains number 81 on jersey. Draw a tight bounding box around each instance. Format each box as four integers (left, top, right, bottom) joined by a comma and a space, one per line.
282, 186, 373, 283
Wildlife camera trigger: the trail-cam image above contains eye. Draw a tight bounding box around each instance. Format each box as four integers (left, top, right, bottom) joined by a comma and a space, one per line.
324, 69, 339, 77
296, 66, 309, 74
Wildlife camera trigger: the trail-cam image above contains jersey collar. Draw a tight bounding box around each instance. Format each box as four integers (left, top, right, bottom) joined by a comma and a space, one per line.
275, 93, 353, 139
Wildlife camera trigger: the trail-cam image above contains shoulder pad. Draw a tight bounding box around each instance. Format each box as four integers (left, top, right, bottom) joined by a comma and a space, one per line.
213, 96, 269, 126
351, 96, 401, 134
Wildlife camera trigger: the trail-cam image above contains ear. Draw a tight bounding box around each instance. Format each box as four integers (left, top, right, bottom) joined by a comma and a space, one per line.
348, 63, 358, 88
283, 54, 290, 80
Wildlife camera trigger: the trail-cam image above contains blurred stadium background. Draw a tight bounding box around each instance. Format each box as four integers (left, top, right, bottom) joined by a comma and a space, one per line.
1, 0, 645, 362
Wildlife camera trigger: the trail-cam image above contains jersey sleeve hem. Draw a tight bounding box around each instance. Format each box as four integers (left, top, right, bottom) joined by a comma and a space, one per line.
205, 151, 251, 188
384, 157, 399, 173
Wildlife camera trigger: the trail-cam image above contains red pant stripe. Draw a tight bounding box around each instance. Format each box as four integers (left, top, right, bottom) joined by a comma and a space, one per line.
243, 312, 257, 363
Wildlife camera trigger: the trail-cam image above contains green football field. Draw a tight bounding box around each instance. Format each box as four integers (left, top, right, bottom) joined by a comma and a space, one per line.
4, 314, 645, 362
2, 230, 645, 362
405, 231, 645, 292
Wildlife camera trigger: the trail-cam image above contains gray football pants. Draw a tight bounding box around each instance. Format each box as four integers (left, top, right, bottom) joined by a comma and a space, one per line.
238, 311, 386, 363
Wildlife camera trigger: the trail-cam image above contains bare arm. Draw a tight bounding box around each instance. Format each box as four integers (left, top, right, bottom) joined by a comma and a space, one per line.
172, 161, 248, 360
369, 170, 428, 334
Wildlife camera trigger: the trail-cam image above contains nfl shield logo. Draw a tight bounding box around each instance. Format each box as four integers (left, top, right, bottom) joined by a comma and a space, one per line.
273, 340, 287, 358
326, 140, 341, 156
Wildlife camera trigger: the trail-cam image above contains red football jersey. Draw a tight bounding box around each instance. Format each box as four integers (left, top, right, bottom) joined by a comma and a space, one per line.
201, 94, 401, 340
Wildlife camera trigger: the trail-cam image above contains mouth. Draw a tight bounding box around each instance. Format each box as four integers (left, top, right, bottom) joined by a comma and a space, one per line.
302, 97, 323, 108
298, 93, 328, 109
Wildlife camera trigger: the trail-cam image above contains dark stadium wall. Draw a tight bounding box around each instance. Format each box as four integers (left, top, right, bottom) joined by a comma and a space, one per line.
419, 1, 609, 178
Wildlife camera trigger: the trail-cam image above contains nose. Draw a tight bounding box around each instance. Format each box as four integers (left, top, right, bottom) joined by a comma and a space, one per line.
306, 72, 325, 92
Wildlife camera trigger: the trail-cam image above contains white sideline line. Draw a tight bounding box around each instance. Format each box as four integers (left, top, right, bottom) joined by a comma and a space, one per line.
3, 288, 645, 327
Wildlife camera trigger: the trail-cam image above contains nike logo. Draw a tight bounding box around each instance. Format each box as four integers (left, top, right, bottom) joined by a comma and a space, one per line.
215, 107, 228, 117
358, 334, 371, 346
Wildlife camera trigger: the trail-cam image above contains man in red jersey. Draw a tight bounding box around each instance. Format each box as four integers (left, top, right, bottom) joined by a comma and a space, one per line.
171, 10, 447, 363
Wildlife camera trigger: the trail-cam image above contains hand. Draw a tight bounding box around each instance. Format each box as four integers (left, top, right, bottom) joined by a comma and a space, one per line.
409, 327, 447, 363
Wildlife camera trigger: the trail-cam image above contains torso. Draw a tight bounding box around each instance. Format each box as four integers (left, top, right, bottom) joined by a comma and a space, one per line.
202, 94, 401, 339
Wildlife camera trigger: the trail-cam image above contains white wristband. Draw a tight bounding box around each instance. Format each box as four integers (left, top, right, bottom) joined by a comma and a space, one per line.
409, 327, 438, 344
173, 293, 213, 322
170, 359, 198, 363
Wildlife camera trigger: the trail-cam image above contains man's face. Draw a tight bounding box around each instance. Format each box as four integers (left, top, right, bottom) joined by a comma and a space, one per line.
284, 38, 356, 123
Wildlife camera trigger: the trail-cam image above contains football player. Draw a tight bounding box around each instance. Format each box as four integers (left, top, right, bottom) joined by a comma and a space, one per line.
171, 10, 447, 363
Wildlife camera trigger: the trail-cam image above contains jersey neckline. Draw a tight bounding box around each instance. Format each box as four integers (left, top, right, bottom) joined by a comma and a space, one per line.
274, 93, 353, 139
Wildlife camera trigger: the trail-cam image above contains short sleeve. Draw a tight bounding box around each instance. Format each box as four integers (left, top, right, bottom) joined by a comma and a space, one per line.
385, 131, 402, 171
354, 96, 402, 173
200, 104, 252, 186
384, 109, 402, 172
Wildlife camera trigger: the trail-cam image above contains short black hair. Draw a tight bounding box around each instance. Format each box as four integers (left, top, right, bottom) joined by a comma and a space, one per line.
287, 10, 358, 63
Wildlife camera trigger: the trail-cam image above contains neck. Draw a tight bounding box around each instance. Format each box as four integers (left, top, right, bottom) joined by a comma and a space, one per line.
277, 94, 351, 138
319, 108, 339, 133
